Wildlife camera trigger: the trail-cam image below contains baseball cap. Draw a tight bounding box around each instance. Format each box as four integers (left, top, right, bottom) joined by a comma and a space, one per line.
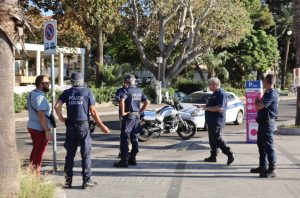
125, 74, 135, 81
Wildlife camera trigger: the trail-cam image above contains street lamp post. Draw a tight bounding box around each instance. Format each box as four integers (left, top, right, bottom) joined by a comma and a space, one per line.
156, 57, 163, 104
281, 30, 293, 90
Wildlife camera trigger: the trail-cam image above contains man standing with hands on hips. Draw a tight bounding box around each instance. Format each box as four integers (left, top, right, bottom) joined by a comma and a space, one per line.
114, 74, 149, 168
195, 77, 235, 165
251, 74, 278, 178
55, 72, 110, 189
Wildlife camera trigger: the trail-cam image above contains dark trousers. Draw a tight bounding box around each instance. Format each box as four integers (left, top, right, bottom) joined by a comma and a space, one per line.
120, 118, 140, 156
257, 120, 276, 171
207, 123, 230, 156
64, 121, 92, 182
28, 128, 49, 175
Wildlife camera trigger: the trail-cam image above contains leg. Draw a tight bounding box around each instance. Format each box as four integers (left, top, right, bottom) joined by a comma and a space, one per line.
77, 123, 92, 183
205, 125, 218, 162
129, 119, 140, 165
257, 124, 268, 172
28, 128, 48, 175
266, 121, 276, 170
114, 119, 130, 168
213, 124, 235, 165
64, 126, 78, 183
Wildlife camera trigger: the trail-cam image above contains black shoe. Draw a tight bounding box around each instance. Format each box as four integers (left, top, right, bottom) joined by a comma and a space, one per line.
259, 170, 277, 178
82, 180, 97, 189
227, 152, 235, 165
113, 159, 128, 168
128, 154, 137, 166
204, 156, 217, 163
250, 167, 262, 173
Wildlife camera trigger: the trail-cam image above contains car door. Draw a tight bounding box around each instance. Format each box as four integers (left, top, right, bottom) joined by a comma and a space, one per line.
225, 93, 237, 122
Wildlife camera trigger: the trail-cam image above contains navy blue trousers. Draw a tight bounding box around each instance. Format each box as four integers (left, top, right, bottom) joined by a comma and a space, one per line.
257, 120, 276, 170
64, 121, 92, 182
120, 118, 140, 156
207, 123, 230, 156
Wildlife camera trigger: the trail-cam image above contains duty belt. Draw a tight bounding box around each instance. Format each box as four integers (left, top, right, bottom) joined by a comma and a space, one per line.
129, 112, 140, 116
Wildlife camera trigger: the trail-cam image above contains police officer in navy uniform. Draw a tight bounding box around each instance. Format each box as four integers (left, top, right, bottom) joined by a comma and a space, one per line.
114, 74, 149, 168
251, 74, 278, 178
196, 77, 235, 165
55, 72, 110, 189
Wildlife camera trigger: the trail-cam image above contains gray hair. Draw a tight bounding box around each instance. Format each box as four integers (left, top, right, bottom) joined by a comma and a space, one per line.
208, 77, 221, 89
71, 79, 83, 87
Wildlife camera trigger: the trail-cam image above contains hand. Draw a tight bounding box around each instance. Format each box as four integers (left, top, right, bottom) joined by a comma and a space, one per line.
100, 125, 110, 134
194, 104, 206, 109
60, 117, 67, 122
45, 130, 53, 141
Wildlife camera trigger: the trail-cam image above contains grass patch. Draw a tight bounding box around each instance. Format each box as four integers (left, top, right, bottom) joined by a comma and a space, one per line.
19, 167, 55, 198
278, 124, 300, 128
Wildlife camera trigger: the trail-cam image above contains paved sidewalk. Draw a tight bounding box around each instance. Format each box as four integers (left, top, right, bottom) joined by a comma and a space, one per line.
44, 127, 300, 198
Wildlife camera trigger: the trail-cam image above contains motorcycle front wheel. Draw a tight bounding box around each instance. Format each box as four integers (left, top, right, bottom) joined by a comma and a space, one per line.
177, 119, 196, 139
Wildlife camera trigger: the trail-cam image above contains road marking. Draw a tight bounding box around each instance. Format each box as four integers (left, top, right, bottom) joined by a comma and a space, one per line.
166, 161, 186, 198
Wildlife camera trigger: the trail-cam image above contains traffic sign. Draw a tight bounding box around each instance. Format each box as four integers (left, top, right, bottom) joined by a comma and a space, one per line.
44, 20, 57, 54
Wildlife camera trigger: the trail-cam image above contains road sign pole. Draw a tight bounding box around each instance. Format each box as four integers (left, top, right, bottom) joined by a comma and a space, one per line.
51, 54, 57, 171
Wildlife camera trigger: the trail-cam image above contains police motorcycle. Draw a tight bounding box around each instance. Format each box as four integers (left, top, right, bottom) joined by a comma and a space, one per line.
139, 100, 197, 142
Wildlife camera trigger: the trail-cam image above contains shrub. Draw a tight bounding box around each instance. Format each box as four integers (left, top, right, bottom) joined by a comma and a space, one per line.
142, 86, 156, 102
174, 78, 207, 94
222, 84, 245, 97
19, 167, 55, 198
90, 86, 117, 103
15, 93, 28, 113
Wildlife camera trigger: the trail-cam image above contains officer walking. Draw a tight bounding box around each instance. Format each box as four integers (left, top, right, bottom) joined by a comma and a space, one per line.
196, 77, 235, 165
55, 72, 110, 189
114, 74, 149, 168
251, 74, 278, 178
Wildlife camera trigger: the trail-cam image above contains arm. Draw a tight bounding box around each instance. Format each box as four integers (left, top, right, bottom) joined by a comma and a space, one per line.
255, 99, 265, 110
37, 110, 52, 140
203, 105, 224, 112
139, 100, 150, 114
89, 105, 110, 133
54, 100, 66, 122
119, 98, 129, 116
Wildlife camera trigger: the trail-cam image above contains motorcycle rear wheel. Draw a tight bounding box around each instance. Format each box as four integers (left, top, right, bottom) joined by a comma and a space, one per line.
177, 119, 196, 139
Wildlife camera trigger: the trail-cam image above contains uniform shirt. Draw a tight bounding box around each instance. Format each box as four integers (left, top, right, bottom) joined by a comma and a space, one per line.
257, 88, 278, 120
27, 89, 52, 131
205, 89, 227, 126
121, 86, 147, 113
58, 87, 95, 122
115, 87, 127, 102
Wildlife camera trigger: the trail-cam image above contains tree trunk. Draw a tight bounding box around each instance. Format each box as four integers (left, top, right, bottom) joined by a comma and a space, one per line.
160, 59, 167, 88
294, 0, 300, 125
0, 1, 20, 196
95, 27, 104, 87
281, 36, 291, 90
84, 41, 92, 82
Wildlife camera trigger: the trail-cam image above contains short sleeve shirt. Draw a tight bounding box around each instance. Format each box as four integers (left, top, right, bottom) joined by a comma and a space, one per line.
27, 89, 52, 131
121, 86, 147, 113
58, 87, 95, 121
115, 87, 127, 102
257, 88, 278, 120
205, 89, 227, 126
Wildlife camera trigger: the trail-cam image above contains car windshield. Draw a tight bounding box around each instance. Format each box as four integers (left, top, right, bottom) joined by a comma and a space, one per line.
181, 92, 212, 104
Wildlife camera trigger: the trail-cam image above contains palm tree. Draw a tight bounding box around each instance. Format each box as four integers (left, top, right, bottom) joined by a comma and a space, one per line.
294, 0, 300, 125
0, 0, 26, 196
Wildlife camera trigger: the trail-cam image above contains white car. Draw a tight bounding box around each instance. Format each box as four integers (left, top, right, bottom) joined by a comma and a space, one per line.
180, 91, 244, 130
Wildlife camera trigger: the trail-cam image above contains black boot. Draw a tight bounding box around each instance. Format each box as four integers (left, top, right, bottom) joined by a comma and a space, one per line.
204, 151, 217, 162
63, 177, 72, 189
226, 150, 235, 166
113, 155, 128, 168
128, 153, 137, 165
